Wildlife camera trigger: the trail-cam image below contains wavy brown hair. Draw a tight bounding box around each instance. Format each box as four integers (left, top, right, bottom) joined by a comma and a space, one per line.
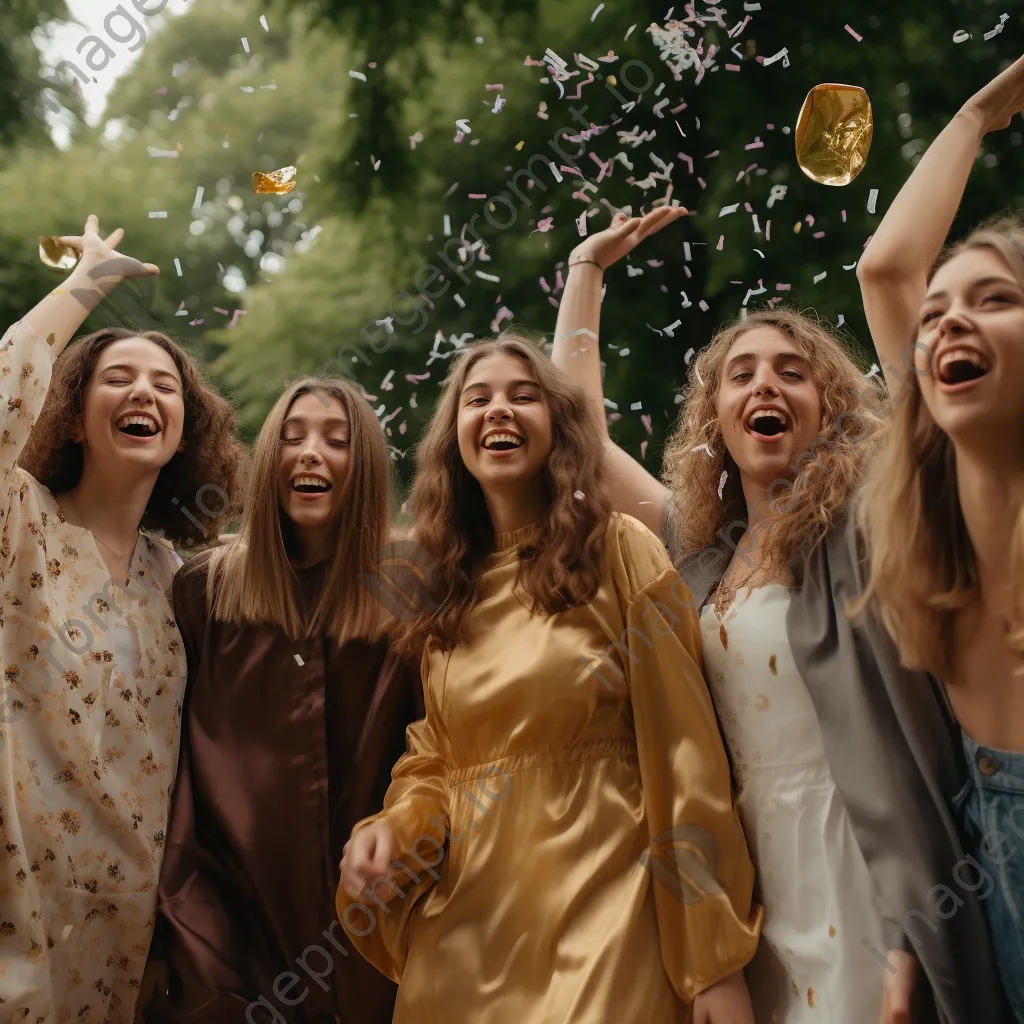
854, 216, 1024, 677
19, 327, 244, 544
207, 377, 392, 645
392, 333, 612, 657
662, 309, 888, 574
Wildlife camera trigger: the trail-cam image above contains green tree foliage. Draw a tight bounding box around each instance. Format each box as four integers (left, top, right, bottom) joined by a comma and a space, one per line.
0, 0, 1021, 471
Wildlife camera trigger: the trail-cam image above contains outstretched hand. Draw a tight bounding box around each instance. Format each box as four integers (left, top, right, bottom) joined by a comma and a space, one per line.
62, 214, 160, 286
570, 205, 688, 272
962, 52, 1024, 134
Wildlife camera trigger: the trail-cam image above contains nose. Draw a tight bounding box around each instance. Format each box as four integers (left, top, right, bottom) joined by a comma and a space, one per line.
128, 377, 157, 405
751, 370, 780, 398
298, 440, 323, 465
485, 400, 512, 422
937, 305, 972, 337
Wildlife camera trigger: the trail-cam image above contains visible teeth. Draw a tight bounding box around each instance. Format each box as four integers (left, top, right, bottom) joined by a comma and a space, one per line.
116, 414, 158, 430
483, 433, 523, 449
938, 348, 987, 374
294, 475, 330, 489
748, 409, 788, 428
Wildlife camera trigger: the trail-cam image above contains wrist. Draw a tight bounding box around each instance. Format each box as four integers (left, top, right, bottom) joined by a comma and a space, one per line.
567, 255, 605, 273
954, 103, 992, 138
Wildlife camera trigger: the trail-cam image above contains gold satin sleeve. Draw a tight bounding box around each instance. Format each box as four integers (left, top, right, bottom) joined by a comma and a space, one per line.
338, 669, 449, 981
625, 567, 763, 999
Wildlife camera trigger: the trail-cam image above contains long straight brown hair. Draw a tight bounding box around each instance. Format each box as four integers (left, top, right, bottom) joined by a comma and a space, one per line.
208, 377, 391, 645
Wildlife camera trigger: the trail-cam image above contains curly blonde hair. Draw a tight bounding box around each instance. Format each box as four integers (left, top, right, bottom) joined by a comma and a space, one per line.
391, 332, 612, 657
854, 216, 1024, 677
662, 309, 888, 574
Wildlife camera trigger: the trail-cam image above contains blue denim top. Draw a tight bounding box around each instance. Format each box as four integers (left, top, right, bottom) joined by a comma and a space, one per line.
953, 729, 1024, 1024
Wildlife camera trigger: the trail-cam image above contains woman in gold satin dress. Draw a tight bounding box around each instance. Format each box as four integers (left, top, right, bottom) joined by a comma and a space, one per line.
338, 334, 763, 1023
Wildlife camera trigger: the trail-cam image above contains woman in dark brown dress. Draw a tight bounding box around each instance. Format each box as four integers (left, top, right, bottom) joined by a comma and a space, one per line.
136, 377, 422, 1024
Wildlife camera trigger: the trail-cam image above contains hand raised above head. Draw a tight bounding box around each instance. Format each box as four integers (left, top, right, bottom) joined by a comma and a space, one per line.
569, 205, 688, 273
61, 214, 160, 288
961, 52, 1024, 134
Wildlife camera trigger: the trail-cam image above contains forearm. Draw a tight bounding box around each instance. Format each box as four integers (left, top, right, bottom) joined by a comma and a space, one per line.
551, 262, 609, 439
859, 107, 986, 281
16, 265, 117, 358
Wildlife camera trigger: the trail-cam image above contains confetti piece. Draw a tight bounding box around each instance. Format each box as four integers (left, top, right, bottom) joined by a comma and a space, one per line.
844, 24, 863, 42
485, 83, 504, 91
475, 271, 500, 282
454, 294, 465, 308
591, 3, 604, 20
253, 166, 297, 194
39, 237, 80, 272
60, 925, 74, 942
795, 84, 873, 186
294, 654, 304, 666
641, 441, 649, 460
149, 211, 168, 219
147, 146, 178, 158
193, 186, 204, 209
406, 372, 431, 383
718, 471, 728, 499
155, 86, 167, 95
867, 188, 878, 214
189, 319, 204, 326
241, 37, 250, 53
624, 24, 636, 39
953, 29, 971, 43
719, 203, 739, 217
763, 47, 790, 67
349, 70, 367, 81
641, 414, 652, 435
174, 258, 182, 276
574, 490, 586, 500
260, 14, 269, 30
515, 141, 525, 150
691, 443, 713, 456
630, 401, 643, 411
456, 118, 472, 134
813, 271, 827, 283
228, 309, 247, 329
443, 215, 452, 236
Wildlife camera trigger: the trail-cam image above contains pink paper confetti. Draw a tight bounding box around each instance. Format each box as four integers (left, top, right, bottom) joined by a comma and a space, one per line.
725, 64, 741, 71
405, 372, 431, 383
535, 217, 554, 232
468, 193, 487, 199
574, 490, 585, 500
227, 309, 247, 329
485, 83, 504, 91
844, 24, 863, 42
155, 86, 168, 95
716, 235, 724, 250
539, 277, 551, 293
641, 440, 649, 460
776, 283, 792, 291
641, 414, 652, 435
189, 319, 204, 326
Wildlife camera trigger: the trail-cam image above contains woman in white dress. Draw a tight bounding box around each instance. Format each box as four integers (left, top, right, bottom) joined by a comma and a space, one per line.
550, 204, 1004, 1022
0, 216, 243, 1022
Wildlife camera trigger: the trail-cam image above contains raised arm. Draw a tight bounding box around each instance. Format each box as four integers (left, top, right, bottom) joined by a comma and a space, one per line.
551, 207, 686, 536
856, 54, 1024, 398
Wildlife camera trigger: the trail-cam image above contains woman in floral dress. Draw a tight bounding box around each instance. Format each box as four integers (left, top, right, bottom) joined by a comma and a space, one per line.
0, 215, 243, 1022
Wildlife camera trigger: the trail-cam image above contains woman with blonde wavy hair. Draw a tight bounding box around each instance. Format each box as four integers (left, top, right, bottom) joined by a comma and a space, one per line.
855, 51, 1024, 1024
339, 333, 763, 1023
550, 204, 1008, 1024
139, 376, 421, 1024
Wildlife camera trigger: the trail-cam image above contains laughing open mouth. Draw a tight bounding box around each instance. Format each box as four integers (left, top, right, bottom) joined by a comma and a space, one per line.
745, 409, 789, 437
116, 414, 160, 437
937, 347, 989, 386
482, 432, 523, 451
292, 475, 332, 493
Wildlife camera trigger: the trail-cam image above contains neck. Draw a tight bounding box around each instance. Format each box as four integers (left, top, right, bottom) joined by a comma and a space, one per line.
69, 463, 157, 549
739, 473, 786, 568
292, 526, 331, 569
953, 442, 1023, 608
484, 484, 545, 540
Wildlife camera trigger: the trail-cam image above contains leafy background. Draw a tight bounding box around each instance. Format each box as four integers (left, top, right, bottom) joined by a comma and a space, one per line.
5, 0, 1023, 494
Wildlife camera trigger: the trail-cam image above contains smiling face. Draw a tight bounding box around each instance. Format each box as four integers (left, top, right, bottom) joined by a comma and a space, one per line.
456, 351, 553, 501
916, 246, 1024, 447
78, 337, 185, 477
715, 326, 823, 499
277, 392, 352, 555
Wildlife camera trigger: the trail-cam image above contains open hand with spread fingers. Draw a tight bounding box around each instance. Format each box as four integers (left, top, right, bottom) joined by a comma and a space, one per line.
569, 205, 688, 272
62, 214, 160, 292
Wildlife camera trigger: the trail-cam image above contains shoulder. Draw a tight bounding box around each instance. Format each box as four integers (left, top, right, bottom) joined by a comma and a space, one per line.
604, 512, 676, 600
170, 546, 218, 615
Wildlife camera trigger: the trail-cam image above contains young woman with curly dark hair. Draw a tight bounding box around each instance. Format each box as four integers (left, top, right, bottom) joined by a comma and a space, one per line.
0, 215, 244, 1024
339, 333, 762, 1024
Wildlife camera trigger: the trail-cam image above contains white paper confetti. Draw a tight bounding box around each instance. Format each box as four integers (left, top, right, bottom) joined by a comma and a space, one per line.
574, 490, 586, 499
294, 654, 304, 666
349, 70, 367, 81
260, 14, 269, 30
591, 3, 604, 20
241, 37, 250, 53
867, 188, 879, 214
147, 147, 178, 158
148, 211, 168, 219
718, 470, 728, 500
813, 271, 827, 283
193, 186, 204, 209
174, 258, 182, 276
475, 271, 500, 282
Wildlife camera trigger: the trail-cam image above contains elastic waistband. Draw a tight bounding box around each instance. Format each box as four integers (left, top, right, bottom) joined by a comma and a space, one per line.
446, 738, 637, 783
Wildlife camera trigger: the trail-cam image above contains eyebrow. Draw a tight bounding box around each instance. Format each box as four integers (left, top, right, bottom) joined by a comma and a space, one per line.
282, 415, 350, 429
923, 276, 1021, 303
101, 363, 180, 382
461, 378, 541, 395
724, 351, 810, 373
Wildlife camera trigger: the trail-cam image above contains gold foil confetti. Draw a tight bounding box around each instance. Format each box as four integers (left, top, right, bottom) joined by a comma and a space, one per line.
252, 166, 297, 195
795, 84, 873, 186
38, 237, 80, 272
